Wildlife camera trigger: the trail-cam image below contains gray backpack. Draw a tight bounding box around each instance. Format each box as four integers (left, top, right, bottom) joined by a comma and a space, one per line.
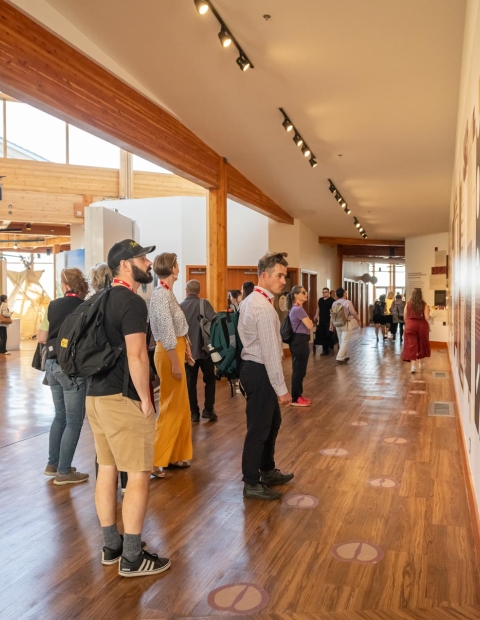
330, 303, 348, 328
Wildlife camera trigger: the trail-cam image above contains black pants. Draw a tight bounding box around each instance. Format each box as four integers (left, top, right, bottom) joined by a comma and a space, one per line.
390, 322, 404, 339
314, 322, 333, 353
0, 326, 7, 354
290, 333, 310, 402
185, 357, 216, 414
240, 361, 281, 486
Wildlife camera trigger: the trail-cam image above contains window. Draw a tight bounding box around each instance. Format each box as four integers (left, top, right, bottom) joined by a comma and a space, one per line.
68, 125, 120, 168
395, 264, 405, 288
132, 154, 171, 174
6, 101, 66, 163
374, 264, 390, 287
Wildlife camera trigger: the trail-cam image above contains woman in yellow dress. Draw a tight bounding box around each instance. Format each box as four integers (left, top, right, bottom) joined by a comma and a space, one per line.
149, 253, 193, 476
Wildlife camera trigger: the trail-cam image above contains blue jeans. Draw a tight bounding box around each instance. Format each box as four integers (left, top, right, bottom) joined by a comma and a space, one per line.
46, 359, 86, 475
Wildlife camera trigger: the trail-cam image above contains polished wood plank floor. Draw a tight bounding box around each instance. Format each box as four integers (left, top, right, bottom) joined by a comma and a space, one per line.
0, 330, 479, 619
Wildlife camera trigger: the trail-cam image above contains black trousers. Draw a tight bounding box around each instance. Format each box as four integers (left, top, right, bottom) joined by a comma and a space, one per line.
390, 322, 404, 339
185, 357, 216, 414
290, 333, 310, 402
0, 326, 7, 354
240, 361, 282, 486
314, 322, 334, 353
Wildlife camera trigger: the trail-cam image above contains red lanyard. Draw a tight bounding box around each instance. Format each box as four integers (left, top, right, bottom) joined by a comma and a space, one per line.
112, 278, 135, 293
160, 281, 170, 291
65, 292, 80, 298
254, 287, 272, 304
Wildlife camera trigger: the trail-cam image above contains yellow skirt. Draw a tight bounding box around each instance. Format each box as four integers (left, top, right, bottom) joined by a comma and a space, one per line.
153, 337, 193, 468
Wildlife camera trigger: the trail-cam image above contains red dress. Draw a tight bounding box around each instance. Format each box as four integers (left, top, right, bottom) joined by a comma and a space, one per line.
401, 302, 430, 361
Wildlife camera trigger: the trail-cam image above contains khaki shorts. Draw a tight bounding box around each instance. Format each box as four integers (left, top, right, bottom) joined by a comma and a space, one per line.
86, 394, 155, 472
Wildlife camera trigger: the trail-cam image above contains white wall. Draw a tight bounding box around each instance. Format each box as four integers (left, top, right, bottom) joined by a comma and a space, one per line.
84, 206, 136, 273
268, 219, 338, 288
227, 201, 269, 265
343, 261, 370, 281
405, 232, 448, 343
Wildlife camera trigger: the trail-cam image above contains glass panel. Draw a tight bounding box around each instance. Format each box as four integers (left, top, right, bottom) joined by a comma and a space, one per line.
375, 287, 389, 299
132, 154, 171, 174
6, 101, 66, 163
395, 265, 405, 288
374, 264, 390, 287
68, 125, 120, 168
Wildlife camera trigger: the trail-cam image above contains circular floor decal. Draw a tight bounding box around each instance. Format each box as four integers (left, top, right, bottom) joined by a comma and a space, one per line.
409, 390, 426, 394
320, 448, 349, 457
350, 421, 369, 427
283, 494, 319, 510
363, 396, 384, 401
207, 583, 269, 614
331, 541, 384, 564
401, 409, 417, 415
383, 437, 409, 444
367, 476, 400, 489
375, 382, 390, 385
411, 380, 425, 384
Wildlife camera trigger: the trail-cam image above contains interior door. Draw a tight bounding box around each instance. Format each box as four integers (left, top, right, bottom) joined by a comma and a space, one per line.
186, 266, 207, 297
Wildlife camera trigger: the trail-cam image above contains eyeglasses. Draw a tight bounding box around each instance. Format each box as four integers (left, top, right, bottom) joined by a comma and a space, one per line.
300, 290, 307, 295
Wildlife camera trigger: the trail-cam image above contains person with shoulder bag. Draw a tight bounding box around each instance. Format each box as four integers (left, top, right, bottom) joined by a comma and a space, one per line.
390, 294, 405, 341
330, 288, 362, 363
287, 285, 313, 407
0, 294, 12, 355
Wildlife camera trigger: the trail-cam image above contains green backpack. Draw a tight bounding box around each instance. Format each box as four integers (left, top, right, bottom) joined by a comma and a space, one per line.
208, 311, 243, 396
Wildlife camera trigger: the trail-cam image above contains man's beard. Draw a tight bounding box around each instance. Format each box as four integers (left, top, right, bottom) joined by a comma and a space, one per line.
132, 264, 153, 284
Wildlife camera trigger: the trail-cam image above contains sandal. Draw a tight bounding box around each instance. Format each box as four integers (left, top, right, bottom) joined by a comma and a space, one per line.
151, 468, 165, 478
167, 461, 191, 469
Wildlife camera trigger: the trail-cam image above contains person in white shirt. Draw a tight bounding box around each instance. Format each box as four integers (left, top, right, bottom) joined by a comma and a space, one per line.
329, 287, 362, 363
238, 252, 293, 501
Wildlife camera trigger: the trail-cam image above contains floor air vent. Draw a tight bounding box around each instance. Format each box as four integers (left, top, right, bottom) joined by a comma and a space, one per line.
432, 371, 449, 379
429, 402, 454, 417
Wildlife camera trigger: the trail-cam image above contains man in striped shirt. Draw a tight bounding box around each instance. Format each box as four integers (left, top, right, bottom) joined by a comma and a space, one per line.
238, 252, 294, 500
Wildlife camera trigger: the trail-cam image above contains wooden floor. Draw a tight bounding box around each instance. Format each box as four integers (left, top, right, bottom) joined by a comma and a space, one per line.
1, 330, 479, 619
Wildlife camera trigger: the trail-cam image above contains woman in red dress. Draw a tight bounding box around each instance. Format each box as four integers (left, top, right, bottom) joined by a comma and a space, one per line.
402, 288, 430, 373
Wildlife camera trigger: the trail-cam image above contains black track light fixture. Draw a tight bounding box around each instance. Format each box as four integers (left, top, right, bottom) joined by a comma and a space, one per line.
293, 133, 303, 147
218, 26, 232, 48
194, 0, 209, 14
236, 55, 250, 71
194, 1, 254, 71
354, 218, 361, 229
279, 109, 317, 168
345, 206, 351, 215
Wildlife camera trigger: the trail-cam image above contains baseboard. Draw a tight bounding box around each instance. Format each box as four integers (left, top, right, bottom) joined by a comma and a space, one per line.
448, 346, 480, 571
430, 341, 448, 349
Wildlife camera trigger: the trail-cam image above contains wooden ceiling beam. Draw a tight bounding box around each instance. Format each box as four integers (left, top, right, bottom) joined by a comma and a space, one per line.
0, 1, 293, 224
3, 222, 70, 236
0, 244, 70, 254
319, 236, 405, 246
338, 245, 405, 258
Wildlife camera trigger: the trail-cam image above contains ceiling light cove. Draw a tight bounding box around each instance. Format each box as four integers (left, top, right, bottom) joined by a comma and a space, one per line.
194, 1, 254, 71
279, 108, 316, 168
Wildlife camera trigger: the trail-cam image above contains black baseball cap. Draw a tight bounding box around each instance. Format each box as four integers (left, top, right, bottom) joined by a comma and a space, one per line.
107, 239, 156, 270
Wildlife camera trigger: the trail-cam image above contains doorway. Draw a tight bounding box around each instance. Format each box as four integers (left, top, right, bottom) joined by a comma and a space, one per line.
301, 271, 318, 319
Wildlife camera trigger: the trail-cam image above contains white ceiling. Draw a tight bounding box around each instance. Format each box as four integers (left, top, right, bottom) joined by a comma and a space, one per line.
27, 0, 467, 239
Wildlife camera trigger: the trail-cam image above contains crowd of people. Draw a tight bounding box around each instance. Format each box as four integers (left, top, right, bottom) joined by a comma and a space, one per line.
0, 238, 431, 579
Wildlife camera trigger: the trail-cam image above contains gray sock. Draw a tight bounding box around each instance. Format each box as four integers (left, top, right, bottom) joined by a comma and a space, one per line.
123, 533, 142, 562
102, 524, 122, 551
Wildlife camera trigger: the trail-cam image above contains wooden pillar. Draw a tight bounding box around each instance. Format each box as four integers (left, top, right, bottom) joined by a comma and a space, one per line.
206, 158, 227, 311
336, 246, 343, 289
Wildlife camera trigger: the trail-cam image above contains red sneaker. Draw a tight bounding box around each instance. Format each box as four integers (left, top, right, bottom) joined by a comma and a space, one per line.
291, 396, 311, 407
301, 396, 311, 404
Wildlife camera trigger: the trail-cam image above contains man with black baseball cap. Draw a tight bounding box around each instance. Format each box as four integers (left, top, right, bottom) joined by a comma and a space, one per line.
86, 239, 171, 578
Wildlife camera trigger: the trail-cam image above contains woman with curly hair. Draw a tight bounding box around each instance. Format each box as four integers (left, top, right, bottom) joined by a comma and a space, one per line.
401, 288, 430, 373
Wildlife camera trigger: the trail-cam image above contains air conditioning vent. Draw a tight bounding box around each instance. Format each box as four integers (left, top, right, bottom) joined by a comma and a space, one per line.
429, 402, 454, 417
432, 371, 448, 379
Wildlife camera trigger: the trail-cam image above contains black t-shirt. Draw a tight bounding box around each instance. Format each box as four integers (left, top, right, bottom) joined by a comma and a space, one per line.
87, 287, 148, 401
318, 297, 334, 324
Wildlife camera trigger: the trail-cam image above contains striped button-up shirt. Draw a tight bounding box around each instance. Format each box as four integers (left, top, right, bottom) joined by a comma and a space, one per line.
238, 286, 288, 397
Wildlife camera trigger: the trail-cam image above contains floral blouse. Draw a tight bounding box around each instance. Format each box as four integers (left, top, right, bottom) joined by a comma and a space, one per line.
149, 285, 188, 350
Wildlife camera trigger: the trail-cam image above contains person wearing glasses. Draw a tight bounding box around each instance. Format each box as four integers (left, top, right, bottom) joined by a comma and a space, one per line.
287, 285, 313, 407
149, 252, 193, 476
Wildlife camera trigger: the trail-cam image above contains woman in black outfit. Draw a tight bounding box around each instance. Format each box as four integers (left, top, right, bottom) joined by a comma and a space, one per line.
288, 285, 313, 407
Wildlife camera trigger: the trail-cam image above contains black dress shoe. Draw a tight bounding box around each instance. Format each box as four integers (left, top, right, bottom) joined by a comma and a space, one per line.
202, 409, 218, 421
260, 468, 294, 487
243, 483, 282, 500
191, 412, 200, 423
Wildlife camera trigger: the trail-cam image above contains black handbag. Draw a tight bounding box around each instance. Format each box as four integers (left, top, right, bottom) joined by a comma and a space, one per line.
32, 342, 47, 371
